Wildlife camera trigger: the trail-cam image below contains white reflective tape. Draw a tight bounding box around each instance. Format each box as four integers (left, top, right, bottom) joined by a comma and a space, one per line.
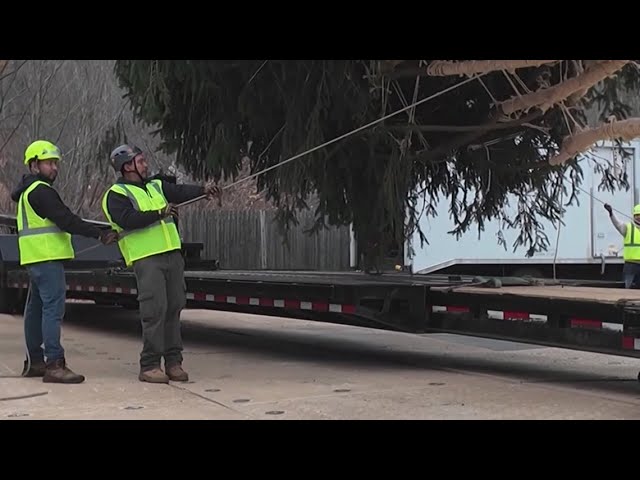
487, 310, 504, 320
101, 287, 108, 293
301, 301, 312, 310
205, 294, 215, 302
227, 296, 236, 304
131, 289, 137, 295
529, 314, 547, 323
274, 299, 284, 308
432, 305, 446, 312
186, 293, 194, 300
329, 304, 342, 313
635, 338, 640, 350
602, 322, 623, 332
88, 286, 95, 292
250, 298, 260, 306
115, 287, 122, 294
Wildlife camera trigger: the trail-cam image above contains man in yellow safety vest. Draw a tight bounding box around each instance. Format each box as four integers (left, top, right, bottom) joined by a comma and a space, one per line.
11, 140, 118, 383
605, 202, 640, 288
101, 144, 220, 384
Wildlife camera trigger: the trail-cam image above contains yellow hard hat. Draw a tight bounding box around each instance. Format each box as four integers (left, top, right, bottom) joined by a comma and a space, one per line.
633, 204, 640, 215
24, 140, 61, 165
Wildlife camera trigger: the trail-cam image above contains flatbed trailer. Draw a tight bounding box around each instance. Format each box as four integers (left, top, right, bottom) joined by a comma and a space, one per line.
1, 226, 640, 381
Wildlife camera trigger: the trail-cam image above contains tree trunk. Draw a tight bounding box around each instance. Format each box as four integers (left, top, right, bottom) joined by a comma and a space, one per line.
426, 60, 559, 77
549, 117, 640, 165
500, 60, 629, 116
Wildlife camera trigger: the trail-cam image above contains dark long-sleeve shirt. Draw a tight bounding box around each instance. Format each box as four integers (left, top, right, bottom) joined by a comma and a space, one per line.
10, 174, 103, 238
104, 177, 204, 231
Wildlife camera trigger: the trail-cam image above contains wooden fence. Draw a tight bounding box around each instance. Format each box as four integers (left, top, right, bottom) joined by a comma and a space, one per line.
179, 209, 352, 271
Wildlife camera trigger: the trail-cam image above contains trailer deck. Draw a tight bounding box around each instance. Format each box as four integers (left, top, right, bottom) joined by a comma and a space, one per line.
2, 231, 640, 378
3, 266, 640, 360
436, 284, 640, 303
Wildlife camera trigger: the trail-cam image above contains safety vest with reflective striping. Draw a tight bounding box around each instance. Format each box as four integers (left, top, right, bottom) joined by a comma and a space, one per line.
624, 222, 640, 262
101, 179, 181, 267
17, 180, 74, 266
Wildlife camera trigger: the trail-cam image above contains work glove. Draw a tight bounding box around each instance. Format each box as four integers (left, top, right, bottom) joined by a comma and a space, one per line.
204, 180, 222, 206
604, 203, 613, 215
99, 230, 119, 245
161, 203, 179, 219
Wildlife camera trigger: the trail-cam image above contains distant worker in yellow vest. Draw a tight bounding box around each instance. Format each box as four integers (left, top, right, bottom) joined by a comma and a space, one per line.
605, 202, 640, 288
11, 140, 118, 383
101, 144, 220, 384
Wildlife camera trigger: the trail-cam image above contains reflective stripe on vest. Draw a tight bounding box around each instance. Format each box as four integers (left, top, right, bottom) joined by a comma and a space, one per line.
17, 180, 74, 266
101, 179, 181, 267
624, 223, 640, 262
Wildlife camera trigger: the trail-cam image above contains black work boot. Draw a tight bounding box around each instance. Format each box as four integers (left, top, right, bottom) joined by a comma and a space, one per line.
21, 358, 46, 377
43, 358, 85, 384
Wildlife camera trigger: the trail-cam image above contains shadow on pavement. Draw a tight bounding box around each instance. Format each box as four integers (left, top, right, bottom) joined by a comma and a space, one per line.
62, 303, 640, 397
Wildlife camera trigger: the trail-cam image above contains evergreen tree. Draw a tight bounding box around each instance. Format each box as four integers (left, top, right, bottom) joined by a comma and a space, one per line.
113, 60, 640, 268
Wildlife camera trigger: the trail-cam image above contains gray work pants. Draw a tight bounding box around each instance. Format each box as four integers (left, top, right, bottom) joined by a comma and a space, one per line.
132, 250, 187, 371
623, 261, 640, 289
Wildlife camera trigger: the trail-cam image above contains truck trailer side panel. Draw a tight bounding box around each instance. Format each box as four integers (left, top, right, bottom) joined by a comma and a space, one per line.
406, 141, 639, 277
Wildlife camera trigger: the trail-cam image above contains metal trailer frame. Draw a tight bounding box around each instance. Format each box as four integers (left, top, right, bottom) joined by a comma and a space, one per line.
2, 222, 640, 381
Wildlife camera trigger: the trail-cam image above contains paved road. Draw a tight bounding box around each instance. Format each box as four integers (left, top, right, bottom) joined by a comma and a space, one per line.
1, 303, 640, 419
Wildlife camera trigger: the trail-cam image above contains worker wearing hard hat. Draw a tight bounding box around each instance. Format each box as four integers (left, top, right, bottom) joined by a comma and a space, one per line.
11, 140, 119, 383
101, 144, 220, 384
605, 203, 640, 288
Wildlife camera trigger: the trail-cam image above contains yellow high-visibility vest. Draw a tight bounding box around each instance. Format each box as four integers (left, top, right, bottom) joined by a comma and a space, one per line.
101, 179, 181, 267
17, 180, 74, 266
624, 222, 640, 262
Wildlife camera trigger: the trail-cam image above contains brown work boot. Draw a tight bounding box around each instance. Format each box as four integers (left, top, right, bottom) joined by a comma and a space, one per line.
166, 364, 189, 382
138, 367, 169, 384
21, 359, 46, 377
43, 358, 85, 384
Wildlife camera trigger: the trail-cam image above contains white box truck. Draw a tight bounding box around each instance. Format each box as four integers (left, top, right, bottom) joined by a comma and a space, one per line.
397, 140, 640, 281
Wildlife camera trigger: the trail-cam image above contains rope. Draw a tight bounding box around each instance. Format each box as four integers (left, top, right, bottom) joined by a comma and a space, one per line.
176, 73, 484, 209
553, 183, 564, 280
576, 183, 635, 223
74, 73, 483, 256
0, 391, 48, 402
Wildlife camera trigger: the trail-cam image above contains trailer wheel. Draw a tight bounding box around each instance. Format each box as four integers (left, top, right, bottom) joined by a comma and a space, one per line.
0, 286, 22, 315
0, 286, 11, 314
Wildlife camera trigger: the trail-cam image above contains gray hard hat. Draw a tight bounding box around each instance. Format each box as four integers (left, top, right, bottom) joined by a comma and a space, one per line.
110, 144, 142, 173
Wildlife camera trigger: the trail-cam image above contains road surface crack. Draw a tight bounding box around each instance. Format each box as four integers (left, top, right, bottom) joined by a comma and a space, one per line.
168, 384, 255, 418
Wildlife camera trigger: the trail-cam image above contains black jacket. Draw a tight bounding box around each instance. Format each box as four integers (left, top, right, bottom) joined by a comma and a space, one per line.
10, 174, 103, 239
104, 177, 204, 230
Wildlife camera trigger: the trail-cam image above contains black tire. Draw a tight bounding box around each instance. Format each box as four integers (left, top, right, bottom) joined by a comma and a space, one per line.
0, 287, 11, 314
0, 287, 22, 315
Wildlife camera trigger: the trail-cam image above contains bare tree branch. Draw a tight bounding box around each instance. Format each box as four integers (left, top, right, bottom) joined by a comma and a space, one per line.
410, 110, 544, 164
0, 88, 38, 155
381, 60, 406, 73
426, 60, 559, 77
500, 60, 629, 116
0, 60, 182, 219
549, 117, 640, 165
388, 113, 542, 133
0, 60, 27, 83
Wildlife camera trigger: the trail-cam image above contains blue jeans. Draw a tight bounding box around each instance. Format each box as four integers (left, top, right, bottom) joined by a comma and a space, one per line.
24, 261, 66, 362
